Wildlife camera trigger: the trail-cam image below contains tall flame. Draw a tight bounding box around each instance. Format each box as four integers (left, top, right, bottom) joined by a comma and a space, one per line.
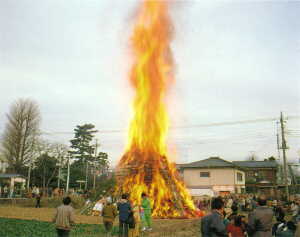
117, 0, 199, 218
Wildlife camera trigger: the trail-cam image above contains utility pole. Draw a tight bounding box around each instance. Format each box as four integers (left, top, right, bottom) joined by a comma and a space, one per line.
66, 153, 70, 194
85, 161, 88, 190
276, 122, 283, 185
280, 112, 289, 201
93, 139, 99, 190
276, 122, 281, 160
27, 163, 32, 191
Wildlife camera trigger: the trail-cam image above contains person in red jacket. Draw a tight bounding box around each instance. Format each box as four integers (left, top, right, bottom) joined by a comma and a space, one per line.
227, 215, 246, 237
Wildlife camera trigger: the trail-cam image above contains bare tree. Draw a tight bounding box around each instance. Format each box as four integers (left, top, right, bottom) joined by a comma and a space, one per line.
1, 99, 41, 174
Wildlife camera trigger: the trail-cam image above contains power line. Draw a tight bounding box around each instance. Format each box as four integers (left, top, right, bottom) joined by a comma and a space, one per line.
40, 116, 300, 135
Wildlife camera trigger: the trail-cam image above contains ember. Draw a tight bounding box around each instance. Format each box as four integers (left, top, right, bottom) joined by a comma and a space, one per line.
116, 0, 200, 218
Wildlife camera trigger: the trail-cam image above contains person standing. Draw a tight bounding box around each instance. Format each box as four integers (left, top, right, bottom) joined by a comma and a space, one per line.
201, 197, 228, 237
141, 193, 152, 231
290, 201, 299, 222
35, 193, 41, 208
226, 215, 246, 237
92, 198, 104, 216
52, 196, 75, 237
3, 185, 8, 198
276, 221, 296, 237
117, 194, 132, 237
102, 198, 118, 236
128, 204, 141, 237
247, 195, 274, 237
274, 202, 285, 222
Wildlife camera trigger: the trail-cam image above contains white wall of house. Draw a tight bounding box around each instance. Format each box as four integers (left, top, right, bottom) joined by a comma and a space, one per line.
182, 168, 245, 195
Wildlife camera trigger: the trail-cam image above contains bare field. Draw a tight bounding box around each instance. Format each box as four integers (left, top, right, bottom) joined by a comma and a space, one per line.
0, 206, 200, 237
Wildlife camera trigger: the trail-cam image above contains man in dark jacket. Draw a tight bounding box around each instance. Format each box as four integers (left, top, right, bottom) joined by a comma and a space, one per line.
247, 195, 274, 237
117, 194, 132, 237
201, 197, 228, 237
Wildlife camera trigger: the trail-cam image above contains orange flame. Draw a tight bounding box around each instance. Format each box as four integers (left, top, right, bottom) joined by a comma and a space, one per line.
117, 0, 200, 218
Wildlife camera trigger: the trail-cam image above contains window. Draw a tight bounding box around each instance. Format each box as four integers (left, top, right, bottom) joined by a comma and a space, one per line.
200, 172, 210, 177
247, 171, 254, 177
237, 172, 243, 182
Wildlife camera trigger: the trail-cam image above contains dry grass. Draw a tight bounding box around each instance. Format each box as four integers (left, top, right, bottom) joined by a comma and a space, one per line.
0, 206, 102, 224
0, 206, 200, 236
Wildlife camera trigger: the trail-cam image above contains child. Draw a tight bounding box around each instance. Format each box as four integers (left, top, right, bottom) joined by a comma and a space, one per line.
141, 193, 152, 231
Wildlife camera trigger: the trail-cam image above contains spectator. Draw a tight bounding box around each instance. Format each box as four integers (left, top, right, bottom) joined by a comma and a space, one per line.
117, 194, 131, 237
247, 195, 274, 237
240, 197, 246, 211
92, 198, 104, 216
274, 202, 285, 222
250, 198, 257, 211
272, 217, 286, 236
128, 204, 140, 237
52, 196, 75, 237
226, 215, 246, 237
141, 193, 152, 231
290, 201, 299, 222
35, 193, 41, 208
201, 197, 228, 237
102, 197, 117, 236
3, 186, 8, 198
227, 205, 239, 221
276, 221, 296, 237
223, 210, 231, 227
32, 186, 36, 198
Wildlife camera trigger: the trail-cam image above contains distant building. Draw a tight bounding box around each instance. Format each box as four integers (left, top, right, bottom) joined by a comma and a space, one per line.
178, 157, 245, 197
232, 160, 278, 195
0, 174, 26, 198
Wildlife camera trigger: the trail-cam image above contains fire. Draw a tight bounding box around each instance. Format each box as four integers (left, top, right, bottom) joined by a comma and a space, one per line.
117, 0, 200, 218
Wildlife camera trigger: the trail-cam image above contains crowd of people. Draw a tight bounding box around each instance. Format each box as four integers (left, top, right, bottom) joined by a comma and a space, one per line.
5, 184, 300, 237
201, 194, 300, 237
53, 193, 153, 237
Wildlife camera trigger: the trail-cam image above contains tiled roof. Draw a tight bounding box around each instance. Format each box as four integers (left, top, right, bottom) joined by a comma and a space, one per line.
179, 157, 237, 168
232, 161, 278, 168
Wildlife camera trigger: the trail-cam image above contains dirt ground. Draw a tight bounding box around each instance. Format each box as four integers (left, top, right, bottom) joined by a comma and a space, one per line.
0, 206, 200, 237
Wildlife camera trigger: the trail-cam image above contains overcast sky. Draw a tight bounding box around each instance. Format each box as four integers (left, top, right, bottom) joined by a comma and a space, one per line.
1, 0, 299, 166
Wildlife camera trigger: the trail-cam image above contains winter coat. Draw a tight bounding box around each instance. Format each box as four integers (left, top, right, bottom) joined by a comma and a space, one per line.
102, 203, 117, 223
247, 206, 273, 237
117, 199, 132, 222
141, 198, 151, 215
201, 210, 228, 237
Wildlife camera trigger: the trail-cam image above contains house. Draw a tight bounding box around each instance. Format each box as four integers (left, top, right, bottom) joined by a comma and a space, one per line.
0, 173, 26, 197
178, 157, 245, 197
232, 160, 278, 196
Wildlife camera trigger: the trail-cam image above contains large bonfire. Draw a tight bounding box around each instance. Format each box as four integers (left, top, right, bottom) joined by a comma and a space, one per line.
116, 0, 199, 218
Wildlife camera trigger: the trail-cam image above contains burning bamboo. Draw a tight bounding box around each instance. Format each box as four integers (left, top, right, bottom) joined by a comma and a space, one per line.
116, 1, 199, 218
